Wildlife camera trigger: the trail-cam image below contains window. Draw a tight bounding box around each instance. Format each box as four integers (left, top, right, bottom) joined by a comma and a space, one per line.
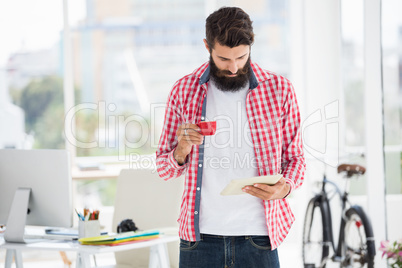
1, 0, 293, 208
382, 0, 402, 195
340, 0, 366, 194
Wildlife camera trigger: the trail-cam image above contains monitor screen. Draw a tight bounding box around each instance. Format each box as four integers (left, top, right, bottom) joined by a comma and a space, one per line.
0, 149, 73, 235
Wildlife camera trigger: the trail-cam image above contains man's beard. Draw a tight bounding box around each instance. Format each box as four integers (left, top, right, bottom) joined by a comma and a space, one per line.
209, 55, 251, 92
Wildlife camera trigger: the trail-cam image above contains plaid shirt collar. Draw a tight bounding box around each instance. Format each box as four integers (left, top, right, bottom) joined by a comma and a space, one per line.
195, 61, 270, 90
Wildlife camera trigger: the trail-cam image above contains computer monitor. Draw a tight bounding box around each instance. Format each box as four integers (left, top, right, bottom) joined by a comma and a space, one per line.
0, 149, 73, 242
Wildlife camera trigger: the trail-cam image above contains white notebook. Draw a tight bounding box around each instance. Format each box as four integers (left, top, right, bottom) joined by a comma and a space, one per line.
220, 174, 283, 196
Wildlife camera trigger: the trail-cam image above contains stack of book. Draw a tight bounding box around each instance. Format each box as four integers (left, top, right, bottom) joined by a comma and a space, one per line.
78, 230, 160, 246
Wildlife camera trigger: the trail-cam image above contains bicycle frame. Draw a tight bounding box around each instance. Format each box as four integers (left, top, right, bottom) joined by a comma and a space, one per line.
317, 175, 353, 260
303, 164, 376, 268
316, 174, 376, 263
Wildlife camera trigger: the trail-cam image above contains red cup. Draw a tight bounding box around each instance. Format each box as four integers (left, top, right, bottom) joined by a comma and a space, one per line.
197, 121, 217, 136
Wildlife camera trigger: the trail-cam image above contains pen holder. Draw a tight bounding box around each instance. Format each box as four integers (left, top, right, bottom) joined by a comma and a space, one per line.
78, 220, 100, 238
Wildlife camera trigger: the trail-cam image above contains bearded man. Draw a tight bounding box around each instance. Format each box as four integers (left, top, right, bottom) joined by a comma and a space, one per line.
156, 7, 305, 268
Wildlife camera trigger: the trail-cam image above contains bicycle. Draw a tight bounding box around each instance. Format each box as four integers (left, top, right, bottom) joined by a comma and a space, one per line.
302, 164, 376, 268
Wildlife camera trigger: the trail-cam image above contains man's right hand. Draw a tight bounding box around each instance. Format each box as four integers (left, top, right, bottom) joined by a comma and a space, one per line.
174, 123, 204, 165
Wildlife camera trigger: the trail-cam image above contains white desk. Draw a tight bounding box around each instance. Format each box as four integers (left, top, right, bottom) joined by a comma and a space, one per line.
0, 235, 179, 268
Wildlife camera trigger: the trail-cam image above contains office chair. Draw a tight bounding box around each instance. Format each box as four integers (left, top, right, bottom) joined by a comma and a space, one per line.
106, 168, 183, 268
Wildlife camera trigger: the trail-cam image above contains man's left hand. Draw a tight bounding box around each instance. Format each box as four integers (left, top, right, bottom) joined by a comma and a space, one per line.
242, 177, 290, 200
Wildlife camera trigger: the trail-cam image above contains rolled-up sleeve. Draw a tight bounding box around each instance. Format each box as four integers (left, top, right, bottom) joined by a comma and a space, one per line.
280, 82, 306, 193
156, 85, 189, 181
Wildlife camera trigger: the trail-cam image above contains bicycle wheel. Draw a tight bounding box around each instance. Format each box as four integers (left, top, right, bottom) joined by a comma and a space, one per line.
341, 206, 375, 268
302, 197, 330, 268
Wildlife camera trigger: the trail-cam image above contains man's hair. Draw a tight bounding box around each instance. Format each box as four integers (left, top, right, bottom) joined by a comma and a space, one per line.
205, 7, 254, 50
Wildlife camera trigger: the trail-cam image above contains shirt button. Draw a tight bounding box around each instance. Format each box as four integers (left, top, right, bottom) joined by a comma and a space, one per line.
251, 123, 254, 127
256, 149, 259, 153
260, 169, 264, 174
197, 187, 200, 191
199, 164, 202, 167
194, 211, 198, 215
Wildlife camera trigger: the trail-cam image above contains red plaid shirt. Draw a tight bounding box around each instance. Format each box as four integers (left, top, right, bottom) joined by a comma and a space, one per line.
156, 61, 305, 250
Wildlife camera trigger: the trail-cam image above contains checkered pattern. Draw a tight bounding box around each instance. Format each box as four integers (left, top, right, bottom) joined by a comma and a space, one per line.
156, 61, 305, 250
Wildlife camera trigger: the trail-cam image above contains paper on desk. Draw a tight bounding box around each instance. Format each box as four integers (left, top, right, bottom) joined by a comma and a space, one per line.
78, 229, 160, 245
79, 235, 160, 245
220, 174, 283, 196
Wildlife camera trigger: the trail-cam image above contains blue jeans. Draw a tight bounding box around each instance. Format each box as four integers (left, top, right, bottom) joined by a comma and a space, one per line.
179, 234, 280, 268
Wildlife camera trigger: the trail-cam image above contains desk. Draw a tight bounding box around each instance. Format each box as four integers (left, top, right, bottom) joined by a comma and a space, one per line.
0, 234, 179, 268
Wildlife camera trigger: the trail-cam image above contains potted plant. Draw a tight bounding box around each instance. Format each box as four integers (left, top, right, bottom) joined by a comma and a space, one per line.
379, 239, 402, 268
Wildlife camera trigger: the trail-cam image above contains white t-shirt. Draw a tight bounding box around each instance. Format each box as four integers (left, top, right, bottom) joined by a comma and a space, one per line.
199, 80, 268, 236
